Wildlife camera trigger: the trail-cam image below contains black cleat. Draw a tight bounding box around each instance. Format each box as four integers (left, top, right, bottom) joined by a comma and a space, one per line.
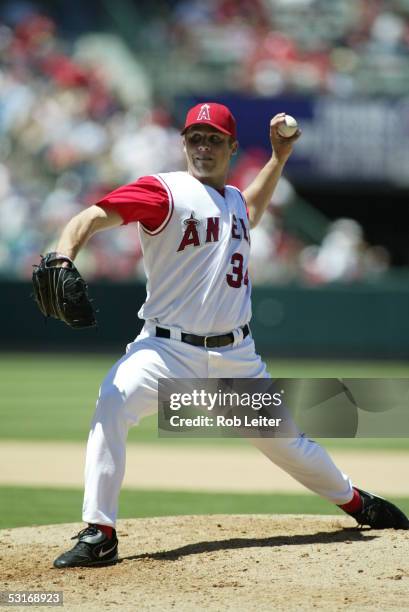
344, 488, 409, 530
53, 525, 118, 568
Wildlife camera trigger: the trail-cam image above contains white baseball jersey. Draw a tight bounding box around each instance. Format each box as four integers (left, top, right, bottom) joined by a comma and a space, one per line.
137, 171, 252, 335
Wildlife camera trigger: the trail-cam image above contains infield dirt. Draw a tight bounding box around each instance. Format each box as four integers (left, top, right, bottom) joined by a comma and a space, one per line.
1, 442, 409, 495
1, 514, 408, 611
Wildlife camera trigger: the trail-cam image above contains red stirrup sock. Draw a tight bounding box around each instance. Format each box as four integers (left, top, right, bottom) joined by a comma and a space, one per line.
93, 524, 114, 538
338, 487, 363, 513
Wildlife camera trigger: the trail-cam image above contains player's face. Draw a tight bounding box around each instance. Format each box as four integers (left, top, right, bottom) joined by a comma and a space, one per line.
183, 125, 238, 189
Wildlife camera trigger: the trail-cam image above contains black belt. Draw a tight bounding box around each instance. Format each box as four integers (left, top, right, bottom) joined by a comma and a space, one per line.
156, 324, 250, 348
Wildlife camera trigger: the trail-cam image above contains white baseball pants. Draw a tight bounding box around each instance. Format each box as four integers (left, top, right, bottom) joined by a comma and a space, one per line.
82, 323, 353, 526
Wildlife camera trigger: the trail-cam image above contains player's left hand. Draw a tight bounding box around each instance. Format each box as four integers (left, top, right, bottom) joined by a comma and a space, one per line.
269, 113, 301, 164
32, 252, 97, 329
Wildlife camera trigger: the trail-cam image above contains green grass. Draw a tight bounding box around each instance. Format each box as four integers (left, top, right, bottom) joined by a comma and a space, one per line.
2, 486, 409, 530
1, 354, 407, 529
0, 353, 408, 448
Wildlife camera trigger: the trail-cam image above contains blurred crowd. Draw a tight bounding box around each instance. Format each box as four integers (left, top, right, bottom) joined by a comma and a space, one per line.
230, 154, 391, 285
154, 0, 409, 97
0, 1, 397, 283
0, 9, 186, 280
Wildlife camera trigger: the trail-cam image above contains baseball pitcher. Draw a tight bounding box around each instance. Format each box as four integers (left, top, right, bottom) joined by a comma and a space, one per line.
33, 103, 409, 568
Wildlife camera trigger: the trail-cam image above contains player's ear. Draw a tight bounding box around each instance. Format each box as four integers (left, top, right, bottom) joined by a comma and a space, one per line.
231, 140, 239, 156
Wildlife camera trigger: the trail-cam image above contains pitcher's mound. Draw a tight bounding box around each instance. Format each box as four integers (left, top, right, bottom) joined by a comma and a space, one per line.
1, 515, 408, 611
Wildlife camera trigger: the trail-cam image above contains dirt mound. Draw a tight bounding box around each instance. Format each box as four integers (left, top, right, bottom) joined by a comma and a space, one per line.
1, 515, 408, 611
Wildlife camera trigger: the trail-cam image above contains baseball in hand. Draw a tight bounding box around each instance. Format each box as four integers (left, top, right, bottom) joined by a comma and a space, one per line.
277, 115, 298, 138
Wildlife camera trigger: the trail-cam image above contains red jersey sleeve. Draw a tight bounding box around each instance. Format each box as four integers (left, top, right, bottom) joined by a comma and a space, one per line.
96, 175, 170, 231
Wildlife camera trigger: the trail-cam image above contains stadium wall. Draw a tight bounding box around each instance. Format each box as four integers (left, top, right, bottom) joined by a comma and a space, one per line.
3, 281, 409, 359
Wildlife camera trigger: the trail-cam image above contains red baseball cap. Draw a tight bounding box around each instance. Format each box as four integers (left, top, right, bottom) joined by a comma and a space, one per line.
181, 102, 237, 139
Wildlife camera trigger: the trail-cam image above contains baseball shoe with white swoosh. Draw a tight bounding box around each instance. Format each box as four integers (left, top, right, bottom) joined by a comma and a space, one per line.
53, 525, 118, 568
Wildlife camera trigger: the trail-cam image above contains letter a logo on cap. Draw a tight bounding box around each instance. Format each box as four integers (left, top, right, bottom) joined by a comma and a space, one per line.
182, 102, 237, 138
197, 104, 211, 121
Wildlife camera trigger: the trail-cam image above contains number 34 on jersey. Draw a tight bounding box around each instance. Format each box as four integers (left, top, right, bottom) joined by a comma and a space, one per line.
177, 212, 250, 289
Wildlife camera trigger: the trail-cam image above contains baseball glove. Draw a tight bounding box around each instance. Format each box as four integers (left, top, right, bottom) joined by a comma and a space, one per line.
32, 252, 97, 329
